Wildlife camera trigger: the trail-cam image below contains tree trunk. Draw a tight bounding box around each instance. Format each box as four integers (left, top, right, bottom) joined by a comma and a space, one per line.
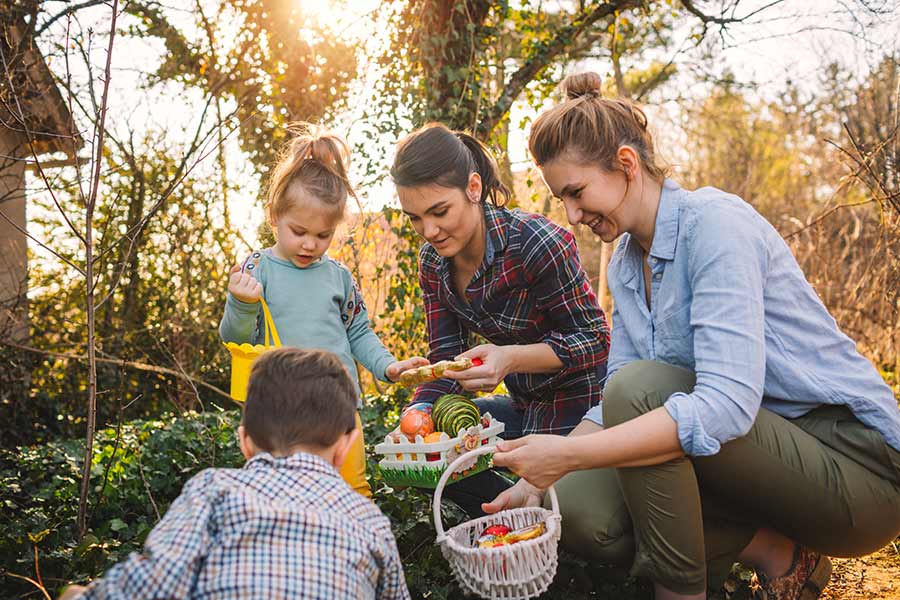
77, 0, 118, 539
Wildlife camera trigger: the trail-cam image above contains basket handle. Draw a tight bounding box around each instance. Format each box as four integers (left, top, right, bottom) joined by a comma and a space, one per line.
259, 297, 281, 347
432, 444, 559, 543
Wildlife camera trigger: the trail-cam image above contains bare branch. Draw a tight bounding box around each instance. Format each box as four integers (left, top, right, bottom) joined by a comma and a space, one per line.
679, 0, 786, 26
477, 0, 642, 137
1, 572, 51, 600
0, 32, 86, 244
1, 338, 234, 401
0, 207, 86, 275
36, 0, 111, 37
78, 0, 121, 540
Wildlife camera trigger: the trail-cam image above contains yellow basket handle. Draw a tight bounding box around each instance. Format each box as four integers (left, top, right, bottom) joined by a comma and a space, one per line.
259, 297, 281, 347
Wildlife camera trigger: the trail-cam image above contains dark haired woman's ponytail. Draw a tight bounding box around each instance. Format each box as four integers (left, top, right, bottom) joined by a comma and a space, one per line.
391, 123, 510, 207
455, 132, 511, 207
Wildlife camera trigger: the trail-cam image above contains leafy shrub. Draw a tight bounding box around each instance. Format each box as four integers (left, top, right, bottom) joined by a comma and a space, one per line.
1, 393, 746, 600
1, 409, 243, 597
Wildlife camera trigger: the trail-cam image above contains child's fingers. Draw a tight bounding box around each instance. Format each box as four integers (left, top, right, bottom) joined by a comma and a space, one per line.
229, 264, 242, 275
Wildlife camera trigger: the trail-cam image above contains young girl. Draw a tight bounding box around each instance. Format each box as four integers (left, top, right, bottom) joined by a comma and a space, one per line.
219, 124, 427, 497
486, 73, 900, 600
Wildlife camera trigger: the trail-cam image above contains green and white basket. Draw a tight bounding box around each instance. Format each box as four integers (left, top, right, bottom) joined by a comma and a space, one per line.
374, 413, 505, 488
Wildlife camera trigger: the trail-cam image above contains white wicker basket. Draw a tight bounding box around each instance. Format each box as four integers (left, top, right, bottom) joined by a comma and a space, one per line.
433, 446, 562, 600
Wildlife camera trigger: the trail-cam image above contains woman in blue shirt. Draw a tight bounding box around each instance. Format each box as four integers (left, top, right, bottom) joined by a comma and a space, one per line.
485, 72, 900, 600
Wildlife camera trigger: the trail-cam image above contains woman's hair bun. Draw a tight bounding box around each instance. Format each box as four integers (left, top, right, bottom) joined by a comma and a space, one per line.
561, 72, 602, 100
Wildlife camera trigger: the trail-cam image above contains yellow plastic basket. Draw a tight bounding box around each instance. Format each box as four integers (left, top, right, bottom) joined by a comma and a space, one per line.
223, 297, 281, 402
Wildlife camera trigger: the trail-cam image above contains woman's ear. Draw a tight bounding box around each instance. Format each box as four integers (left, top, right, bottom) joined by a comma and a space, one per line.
466, 172, 483, 203
616, 145, 640, 181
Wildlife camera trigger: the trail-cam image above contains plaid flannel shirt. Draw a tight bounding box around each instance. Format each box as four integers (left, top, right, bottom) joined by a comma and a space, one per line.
76, 452, 410, 600
412, 203, 610, 435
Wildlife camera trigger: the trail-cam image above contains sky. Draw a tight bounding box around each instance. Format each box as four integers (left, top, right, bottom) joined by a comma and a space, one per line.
28, 0, 900, 256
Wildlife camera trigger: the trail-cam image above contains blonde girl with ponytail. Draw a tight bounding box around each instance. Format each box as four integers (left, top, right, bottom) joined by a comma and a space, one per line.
486, 72, 900, 600
220, 123, 428, 497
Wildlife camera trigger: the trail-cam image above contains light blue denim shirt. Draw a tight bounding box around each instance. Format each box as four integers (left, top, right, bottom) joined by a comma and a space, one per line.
582, 179, 900, 456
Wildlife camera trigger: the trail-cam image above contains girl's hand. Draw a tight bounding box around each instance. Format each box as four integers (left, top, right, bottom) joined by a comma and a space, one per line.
227, 264, 262, 303
481, 478, 545, 514
491, 435, 576, 489
385, 356, 430, 382
444, 344, 513, 392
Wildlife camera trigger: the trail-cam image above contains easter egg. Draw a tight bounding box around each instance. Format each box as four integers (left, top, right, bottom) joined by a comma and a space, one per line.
402, 402, 433, 416
399, 409, 434, 440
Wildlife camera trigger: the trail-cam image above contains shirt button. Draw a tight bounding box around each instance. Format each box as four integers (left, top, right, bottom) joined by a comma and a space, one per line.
654, 273, 662, 280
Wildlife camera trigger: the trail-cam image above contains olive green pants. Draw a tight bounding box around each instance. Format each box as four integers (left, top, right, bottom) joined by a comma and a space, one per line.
548, 361, 900, 594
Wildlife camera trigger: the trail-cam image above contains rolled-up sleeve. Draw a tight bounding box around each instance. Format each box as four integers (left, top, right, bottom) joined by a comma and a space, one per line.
663, 207, 768, 456
522, 220, 610, 380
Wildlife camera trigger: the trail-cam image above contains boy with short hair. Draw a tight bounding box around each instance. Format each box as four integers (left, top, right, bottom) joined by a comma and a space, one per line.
63, 348, 410, 600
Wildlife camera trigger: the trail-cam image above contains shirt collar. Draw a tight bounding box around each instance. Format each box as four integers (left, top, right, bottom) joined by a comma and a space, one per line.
437, 202, 508, 279
647, 179, 681, 261
245, 450, 338, 477
264, 248, 328, 269
616, 179, 682, 290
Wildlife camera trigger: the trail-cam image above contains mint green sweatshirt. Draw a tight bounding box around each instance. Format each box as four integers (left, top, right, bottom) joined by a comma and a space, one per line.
218, 249, 396, 400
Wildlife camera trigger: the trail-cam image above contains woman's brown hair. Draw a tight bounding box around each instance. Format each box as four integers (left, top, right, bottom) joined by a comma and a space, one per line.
390, 123, 511, 207
528, 72, 669, 182
266, 123, 357, 222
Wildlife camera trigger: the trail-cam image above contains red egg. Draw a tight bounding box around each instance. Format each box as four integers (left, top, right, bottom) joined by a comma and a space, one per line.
399, 409, 434, 439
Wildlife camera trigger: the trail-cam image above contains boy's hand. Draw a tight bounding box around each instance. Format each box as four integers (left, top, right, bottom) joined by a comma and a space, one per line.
227, 264, 262, 303
59, 585, 87, 600
385, 357, 430, 382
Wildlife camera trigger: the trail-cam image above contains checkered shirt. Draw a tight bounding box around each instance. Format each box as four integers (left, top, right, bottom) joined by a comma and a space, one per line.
76, 452, 410, 600
412, 203, 610, 434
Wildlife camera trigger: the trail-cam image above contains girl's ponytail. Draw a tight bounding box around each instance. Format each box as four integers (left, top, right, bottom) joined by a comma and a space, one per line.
267, 123, 357, 222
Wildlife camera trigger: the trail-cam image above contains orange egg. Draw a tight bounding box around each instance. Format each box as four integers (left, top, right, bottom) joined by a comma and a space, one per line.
399, 409, 434, 439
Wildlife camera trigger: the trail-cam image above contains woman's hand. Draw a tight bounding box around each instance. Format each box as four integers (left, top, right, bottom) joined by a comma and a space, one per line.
385, 357, 430, 382
444, 344, 514, 392
491, 435, 578, 489
481, 478, 545, 514
227, 264, 262, 303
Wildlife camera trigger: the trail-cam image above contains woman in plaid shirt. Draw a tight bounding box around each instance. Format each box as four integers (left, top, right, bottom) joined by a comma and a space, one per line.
390, 123, 610, 516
